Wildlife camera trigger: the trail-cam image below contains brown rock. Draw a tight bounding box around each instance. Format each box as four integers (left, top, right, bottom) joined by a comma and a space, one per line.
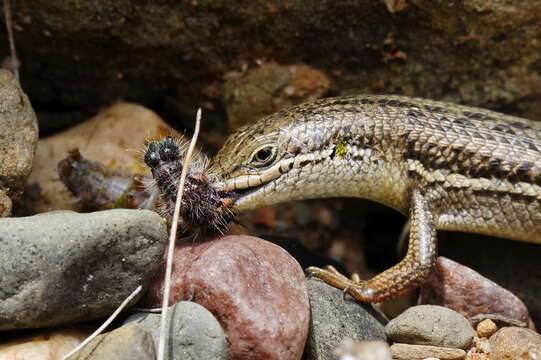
390, 343, 466, 360
140, 235, 310, 360
489, 326, 541, 360
0, 69, 38, 216
420, 257, 534, 328
0, 327, 89, 359
223, 63, 331, 129
476, 319, 497, 338
25, 103, 182, 214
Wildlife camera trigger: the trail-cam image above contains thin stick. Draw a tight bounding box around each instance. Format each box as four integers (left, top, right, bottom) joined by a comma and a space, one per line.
62, 285, 142, 360
157, 108, 202, 360
3, 0, 19, 81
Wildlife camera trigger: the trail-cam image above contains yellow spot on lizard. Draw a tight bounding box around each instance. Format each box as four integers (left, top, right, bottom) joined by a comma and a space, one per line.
335, 143, 348, 159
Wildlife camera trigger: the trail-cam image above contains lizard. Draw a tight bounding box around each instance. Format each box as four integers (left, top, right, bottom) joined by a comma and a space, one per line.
144, 94, 541, 303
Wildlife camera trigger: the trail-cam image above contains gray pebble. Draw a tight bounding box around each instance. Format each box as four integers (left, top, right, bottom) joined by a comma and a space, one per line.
125, 301, 228, 360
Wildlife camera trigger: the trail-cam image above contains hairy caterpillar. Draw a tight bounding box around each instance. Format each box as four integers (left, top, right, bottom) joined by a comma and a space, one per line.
143, 136, 236, 234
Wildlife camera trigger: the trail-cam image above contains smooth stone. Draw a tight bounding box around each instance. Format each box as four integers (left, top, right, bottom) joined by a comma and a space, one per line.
306, 278, 387, 360
0, 209, 167, 330
390, 343, 467, 360
140, 235, 310, 360
489, 326, 541, 360
0, 69, 38, 216
72, 324, 154, 360
124, 301, 228, 360
0, 327, 89, 359
385, 305, 474, 349
420, 256, 534, 329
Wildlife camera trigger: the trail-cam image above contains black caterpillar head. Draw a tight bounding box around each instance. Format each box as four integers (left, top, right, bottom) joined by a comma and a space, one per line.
144, 136, 181, 170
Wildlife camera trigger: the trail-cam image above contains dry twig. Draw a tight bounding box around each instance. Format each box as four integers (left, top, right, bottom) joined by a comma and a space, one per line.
3, 0, 19, 80
157, 108, 202, 360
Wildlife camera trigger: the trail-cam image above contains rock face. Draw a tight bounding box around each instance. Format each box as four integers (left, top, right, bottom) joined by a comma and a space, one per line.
305, 278, 387, 360
140, 235, 310, 360
420, 257, 534, 329
0, 69, 38, 216
0, 209, 167, 330
385, 305, 475, 349
125, 301, 228, 360
72, 324, 155, 360
3, 1, 541, 132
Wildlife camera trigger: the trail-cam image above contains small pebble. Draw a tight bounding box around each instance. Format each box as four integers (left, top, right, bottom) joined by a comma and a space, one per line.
390, 343, 466, 360
476, 319, 497, 338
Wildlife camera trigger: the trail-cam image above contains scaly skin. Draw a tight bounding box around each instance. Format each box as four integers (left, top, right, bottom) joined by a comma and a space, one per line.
206, 95, 541, 302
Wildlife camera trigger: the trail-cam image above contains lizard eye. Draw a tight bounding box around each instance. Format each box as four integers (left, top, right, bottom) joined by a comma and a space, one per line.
250, 146, 277, 167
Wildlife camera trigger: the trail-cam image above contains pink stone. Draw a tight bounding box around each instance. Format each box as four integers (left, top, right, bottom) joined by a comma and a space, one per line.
420, 257, 534, 329
140, 235, 310, 360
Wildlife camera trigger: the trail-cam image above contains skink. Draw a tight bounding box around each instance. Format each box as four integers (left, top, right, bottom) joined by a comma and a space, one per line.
146, 95, 541, 303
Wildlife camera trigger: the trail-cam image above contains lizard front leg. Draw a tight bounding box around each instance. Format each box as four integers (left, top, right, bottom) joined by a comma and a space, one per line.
306, 188, 437, 302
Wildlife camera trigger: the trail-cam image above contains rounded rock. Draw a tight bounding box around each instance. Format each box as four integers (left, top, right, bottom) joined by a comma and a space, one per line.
125, 301, 228, 360
0, 209, 167, 330
489, 326, 541, 360
385, 305, 474, 349
476, 319, 497, 338
141, 235, 310, 360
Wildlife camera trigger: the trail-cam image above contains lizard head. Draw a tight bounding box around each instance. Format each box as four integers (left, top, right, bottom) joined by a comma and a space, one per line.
208, 99, 387, 214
